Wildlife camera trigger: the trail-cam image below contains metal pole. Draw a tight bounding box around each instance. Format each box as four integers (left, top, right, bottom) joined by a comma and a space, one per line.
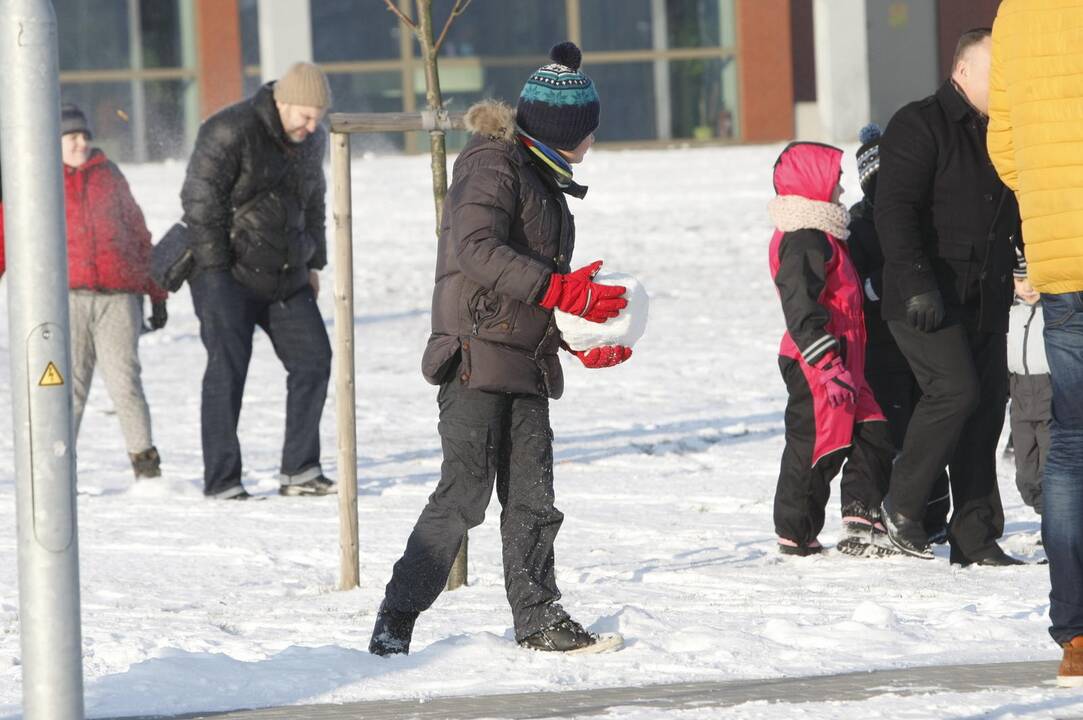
0, 2, 85, 719
332, 131, 360, 590
126, 0, 147, 162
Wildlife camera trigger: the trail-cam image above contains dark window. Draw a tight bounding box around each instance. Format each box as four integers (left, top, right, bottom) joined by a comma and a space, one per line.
670, 57, 736, 139
581, 0, 652, 51
590, 63, 657, 141
429, 0, 565, 57
328, 71, 406, 151
139, 1, 181, 69
667, 0, 723, 48
56, 0, 131, 70
312, 0, 401, 62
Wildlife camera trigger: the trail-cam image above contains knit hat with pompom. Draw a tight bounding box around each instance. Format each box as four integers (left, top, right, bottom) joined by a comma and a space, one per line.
516, 42, 600, 151
856, 123, 882, 200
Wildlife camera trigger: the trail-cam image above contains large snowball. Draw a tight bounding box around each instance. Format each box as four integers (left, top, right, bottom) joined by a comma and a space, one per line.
555, 271, 649, 352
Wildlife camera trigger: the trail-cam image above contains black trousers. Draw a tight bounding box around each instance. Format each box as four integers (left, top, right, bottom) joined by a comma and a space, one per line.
382, 375, 568, 641
775, 357, 894, 544
866, 368, 951, 534
190, 269, 331, 496
887, 319, 1007, 559
1009, 372, 1051, 513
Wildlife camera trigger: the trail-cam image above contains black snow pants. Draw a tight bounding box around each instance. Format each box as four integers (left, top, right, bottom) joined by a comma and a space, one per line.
382, 371, 569, 641
775, 356, 894, 545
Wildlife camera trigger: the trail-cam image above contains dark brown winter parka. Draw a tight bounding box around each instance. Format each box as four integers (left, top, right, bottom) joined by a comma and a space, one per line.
422, 100, 575, 398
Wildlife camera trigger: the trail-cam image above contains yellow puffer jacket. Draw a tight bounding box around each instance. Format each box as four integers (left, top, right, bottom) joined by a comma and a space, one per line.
989, 0, 1083, 293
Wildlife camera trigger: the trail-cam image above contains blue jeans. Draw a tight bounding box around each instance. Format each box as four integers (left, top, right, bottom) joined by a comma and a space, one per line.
190, 269, 331, 496
1042, 291, 1083, 644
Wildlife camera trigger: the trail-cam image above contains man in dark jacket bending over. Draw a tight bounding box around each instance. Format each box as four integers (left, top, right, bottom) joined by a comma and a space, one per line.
876, 29, 1020, 564
182, 62, 335, 500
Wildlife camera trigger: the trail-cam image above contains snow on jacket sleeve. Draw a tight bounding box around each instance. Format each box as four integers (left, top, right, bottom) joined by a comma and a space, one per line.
775, 229, 838, 365
449, 149, 554, 305
875, 105, 939, 302
181, 113, 243, 271
988, 7, 1019, 194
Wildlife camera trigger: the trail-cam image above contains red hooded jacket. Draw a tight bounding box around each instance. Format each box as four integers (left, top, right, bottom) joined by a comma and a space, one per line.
0, 149, 166, 302
768, 142, 884, 465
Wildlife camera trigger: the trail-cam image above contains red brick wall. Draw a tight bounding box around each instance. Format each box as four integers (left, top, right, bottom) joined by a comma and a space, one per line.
196, 0, 244, 119
738, 0, 794, 142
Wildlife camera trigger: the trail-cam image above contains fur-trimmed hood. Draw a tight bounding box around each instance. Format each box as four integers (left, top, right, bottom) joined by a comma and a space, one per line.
464, 100, 516, 143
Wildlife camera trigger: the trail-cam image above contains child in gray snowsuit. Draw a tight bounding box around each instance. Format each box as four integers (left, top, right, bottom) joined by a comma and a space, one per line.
1008, 275, 1050, 514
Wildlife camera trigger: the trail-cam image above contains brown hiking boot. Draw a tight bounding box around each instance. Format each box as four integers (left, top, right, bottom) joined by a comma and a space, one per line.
1057, 636, 1083, 687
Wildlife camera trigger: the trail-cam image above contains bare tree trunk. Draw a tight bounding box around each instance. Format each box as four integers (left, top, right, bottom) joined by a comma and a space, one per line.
414, 0, 468, 591
416, 0, 450, 232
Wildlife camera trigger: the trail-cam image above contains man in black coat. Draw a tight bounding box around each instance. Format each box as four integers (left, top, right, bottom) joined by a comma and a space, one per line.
181, 62, 334, 500
875, 29, 1021, 564
848, 125, 950, 544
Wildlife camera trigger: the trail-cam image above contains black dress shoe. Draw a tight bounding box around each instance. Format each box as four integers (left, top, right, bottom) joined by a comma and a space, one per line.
880, 498, 933, 559
950, 546, 1026, 567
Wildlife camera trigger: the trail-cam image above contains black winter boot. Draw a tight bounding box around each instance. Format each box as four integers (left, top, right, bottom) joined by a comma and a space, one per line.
519, 618, 599, 652
130, 447, 161, 479
369, 603, 419, 656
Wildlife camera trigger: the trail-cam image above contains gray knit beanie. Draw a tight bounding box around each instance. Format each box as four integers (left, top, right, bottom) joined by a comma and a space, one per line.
273, 62, 332, 109
61, 103, 92, 139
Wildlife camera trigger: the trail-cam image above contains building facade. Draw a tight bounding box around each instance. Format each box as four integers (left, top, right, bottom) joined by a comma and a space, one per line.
56, 0, 796, 161
792, 0, 1003, 142
52, 0, 1003, 162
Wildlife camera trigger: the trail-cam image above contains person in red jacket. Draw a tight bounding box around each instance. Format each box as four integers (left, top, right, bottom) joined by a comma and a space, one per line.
768, 142, 895, 557
0, 104, 166, 478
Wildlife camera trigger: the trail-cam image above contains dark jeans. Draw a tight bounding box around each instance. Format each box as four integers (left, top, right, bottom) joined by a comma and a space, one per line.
866, 368, 952, 534
190, 269, 331, 496
775, 357, 893, 544
1041, 291, 1083, 644
382, 375, 568, 641
888, 318, 1007, 560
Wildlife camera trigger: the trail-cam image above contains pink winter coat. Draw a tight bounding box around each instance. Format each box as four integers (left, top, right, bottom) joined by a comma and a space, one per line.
768, 142, 885, 465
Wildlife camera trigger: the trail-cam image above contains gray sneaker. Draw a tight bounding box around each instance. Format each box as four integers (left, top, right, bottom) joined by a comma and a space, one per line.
279, 476, 337, 497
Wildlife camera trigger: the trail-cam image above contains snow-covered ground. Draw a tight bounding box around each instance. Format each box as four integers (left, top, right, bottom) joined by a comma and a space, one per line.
0, 145, 1074, 719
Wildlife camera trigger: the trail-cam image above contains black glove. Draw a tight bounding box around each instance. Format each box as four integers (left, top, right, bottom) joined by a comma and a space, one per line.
904, 290, 944, 333
149, 300, 168, 331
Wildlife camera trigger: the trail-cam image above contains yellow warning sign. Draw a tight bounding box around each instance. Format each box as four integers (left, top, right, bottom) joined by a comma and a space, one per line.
38, 362, 64, 387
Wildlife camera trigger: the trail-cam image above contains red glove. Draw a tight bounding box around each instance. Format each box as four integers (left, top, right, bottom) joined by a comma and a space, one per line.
575, 345, 633, 369
539, 260, 628, 323
812, 353, 855, 408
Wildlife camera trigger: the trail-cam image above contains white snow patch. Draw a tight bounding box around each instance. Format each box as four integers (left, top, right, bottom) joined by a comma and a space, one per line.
0, 145, 1060, 718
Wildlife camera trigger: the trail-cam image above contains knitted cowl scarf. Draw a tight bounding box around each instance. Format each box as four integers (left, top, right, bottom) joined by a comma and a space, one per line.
768, 195, 851, 240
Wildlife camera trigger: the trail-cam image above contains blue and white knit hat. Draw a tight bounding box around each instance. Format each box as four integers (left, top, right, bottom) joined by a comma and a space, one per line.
516, 42, 600, 151
856, 123, 881, 199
